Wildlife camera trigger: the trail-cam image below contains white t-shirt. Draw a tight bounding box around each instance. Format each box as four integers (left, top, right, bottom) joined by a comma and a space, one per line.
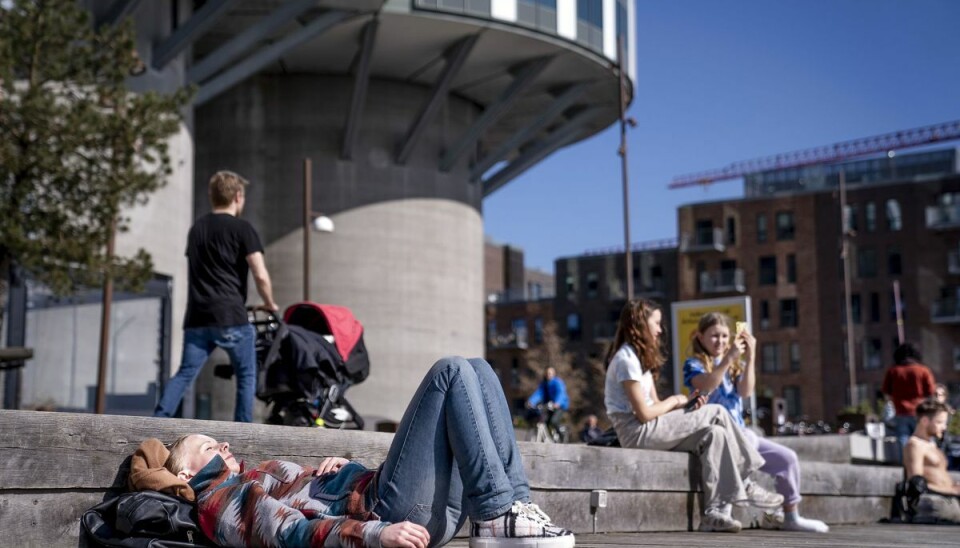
604, 343, 655, 415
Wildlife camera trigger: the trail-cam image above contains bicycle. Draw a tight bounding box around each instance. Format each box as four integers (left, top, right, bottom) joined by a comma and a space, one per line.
528, 403, 569, 444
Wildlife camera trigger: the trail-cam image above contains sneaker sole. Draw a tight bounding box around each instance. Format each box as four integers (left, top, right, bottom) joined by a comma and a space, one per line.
469, 536, 576, 548
698, 523, 742, 533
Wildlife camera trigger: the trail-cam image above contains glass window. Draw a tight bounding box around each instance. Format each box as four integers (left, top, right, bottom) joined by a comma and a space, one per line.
784, 386, 802, 418
776, 211, 795, 240
780, 298, 798, 327
863, 338, 883, 370
566, 313, 581, 340
757, 214, 768, 243
888, 246, 902, 275
528, 281, 542, 300
534, 316, 544, 343
886, 199, 902, 231
759, 256, 777, 285
695, 220, 714, 246
762, 343, 780, 373
487, 320, 496, 341
726, 217, 737, 245
586, 272, 599, 298
510, 357, 520, 387
789, 342, 800, 372
786, 254, 797, 284
565, 275, 576, 296
858, 247, 877, 278
869, 292, 880, 323
512, 318, 528, 346
760, 300, 770, 330
865, 202, 877, 232
844, 204, 859, 233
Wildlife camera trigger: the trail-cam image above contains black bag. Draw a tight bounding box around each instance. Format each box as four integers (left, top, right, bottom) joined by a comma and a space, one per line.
586, 426, 621, 447
82, 491, 208, 547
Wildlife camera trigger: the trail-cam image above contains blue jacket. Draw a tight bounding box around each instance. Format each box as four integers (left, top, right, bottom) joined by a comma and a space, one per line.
527, 377, 570, 410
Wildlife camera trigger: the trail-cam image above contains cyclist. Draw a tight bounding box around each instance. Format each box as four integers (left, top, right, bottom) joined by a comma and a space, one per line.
526, 367, 570, 441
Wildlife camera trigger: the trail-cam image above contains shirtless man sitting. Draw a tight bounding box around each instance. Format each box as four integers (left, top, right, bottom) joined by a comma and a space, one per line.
904, 399, 958, 495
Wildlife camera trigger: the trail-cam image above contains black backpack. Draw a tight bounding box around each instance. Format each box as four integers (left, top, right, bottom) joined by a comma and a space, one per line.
82, 491, 209, 547
586, 427, 621, 447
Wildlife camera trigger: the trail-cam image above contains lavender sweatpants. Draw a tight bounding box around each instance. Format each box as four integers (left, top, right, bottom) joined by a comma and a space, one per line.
743, 428, 802, 506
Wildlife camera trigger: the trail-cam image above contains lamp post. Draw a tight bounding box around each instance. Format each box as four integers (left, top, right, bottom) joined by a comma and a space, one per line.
302, 158, 334, 302
839, 169, 858, 409
617, 37, 637, 300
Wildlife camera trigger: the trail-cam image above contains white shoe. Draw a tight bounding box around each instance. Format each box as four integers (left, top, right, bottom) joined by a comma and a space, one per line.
733, 480, 784, 509
698, 509, 742, 533
470, 501, 576, 547
758, 510, 784, 530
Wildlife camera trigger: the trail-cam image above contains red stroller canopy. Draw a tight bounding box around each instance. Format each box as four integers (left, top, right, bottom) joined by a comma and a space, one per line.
283, 302, 364, 361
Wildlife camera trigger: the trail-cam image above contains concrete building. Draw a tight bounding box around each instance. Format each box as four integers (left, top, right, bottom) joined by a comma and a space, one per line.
6, 1, 637, 423
677, 148, 960, 422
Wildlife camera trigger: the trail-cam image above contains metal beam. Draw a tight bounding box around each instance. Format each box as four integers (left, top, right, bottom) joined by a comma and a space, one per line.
482, 107, 601, 197
395, 34, 478, 165
188, 0, 318, 84
194, 11, 350, 106
341, 18, 379, 160
96, 0, 145, 29
152, 0, 241, 70
470, 82, 588, 180
440, 56, 552, 173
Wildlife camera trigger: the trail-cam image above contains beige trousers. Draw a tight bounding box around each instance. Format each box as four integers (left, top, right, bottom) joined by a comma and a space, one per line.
610, 403, 765, 510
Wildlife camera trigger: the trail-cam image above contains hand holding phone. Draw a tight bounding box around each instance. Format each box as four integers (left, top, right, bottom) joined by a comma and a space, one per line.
684, 389, 711, 411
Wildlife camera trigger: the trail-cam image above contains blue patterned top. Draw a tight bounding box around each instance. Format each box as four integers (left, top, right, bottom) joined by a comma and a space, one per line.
683, 357, 745, 428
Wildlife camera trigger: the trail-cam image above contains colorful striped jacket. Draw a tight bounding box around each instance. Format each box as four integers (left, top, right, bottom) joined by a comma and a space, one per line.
188, 455, 386, 547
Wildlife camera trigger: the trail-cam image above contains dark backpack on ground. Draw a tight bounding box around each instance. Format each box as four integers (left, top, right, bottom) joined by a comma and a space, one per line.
586, 426, 621, 447
82, 491, 209, 547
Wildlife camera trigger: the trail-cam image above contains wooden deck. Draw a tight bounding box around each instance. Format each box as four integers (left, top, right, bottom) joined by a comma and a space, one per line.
447, 524, 958, 547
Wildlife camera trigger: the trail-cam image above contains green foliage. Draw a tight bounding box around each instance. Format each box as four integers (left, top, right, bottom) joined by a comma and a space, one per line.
0, 0, 192, 295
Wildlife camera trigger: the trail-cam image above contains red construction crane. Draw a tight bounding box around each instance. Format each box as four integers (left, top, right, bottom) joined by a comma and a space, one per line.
669, 120, 960, 189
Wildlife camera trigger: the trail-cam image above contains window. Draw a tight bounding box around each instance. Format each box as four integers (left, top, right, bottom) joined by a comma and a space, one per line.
776, 211, 795, 240
761, 343, 781, 373
565, 275, 576, 296
518, 0, 558, 33
869, 292, 880, 323
865, 202, 877, 232
886, 199, 902, 231
726, 217, 737, 245
695, 220, 715, 246
696, 260, 706, 292
954, 346, 960, 371
511, 357, 520, 388
848, 293, 861, 324
586, 272, 599, 298
786, 254, 797, 284
576, 0, 603, 51
858, 247, 877, 278
844, 204, 859, 233
533, 316, 544, 344
760, 300, 770, 330
566, 313, 581, 341
759, 256, 777, 285
783, 386, 802, 418
780, 298, 798, 327
757, 214, 768, 243
863, 338, 883, 370
512, 318, 528, 346
789, 342, 801, 372
528, 281, 542, 300
487, 320, 496, 342
888, 246, 902, 275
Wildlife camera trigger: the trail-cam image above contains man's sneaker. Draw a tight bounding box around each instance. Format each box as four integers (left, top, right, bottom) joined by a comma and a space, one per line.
698, 509, 742, 533
522, 502, 551, 524
732, 479, 784, 509
470, 501, 575, 547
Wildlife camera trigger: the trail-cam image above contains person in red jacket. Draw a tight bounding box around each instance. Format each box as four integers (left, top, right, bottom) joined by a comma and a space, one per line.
882, 342, 936, 463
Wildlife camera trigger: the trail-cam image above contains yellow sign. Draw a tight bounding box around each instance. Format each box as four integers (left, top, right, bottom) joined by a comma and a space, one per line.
670, 296, 751, 394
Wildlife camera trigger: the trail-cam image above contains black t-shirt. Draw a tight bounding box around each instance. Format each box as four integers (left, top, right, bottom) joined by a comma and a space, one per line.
183, 213, 264, 328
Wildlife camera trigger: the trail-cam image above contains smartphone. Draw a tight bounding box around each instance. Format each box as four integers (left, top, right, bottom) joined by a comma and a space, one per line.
735, 321, 749, 335
684, 390, 712, 410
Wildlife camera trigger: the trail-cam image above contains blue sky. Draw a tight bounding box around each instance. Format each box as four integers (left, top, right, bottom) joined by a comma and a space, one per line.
482, 0, 960, 272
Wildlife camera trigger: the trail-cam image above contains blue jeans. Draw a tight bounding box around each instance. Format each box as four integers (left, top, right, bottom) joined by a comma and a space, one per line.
372, 357, 530, 546
893, 414, 917, 463
154, 324, 256, 422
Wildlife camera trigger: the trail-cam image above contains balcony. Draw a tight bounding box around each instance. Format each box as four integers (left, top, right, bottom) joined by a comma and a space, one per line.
699, 269, 746, 294
488, 328, 528, 349
931, 299, 960, 324
926, 203, 960, 230
680, 227, 725, 253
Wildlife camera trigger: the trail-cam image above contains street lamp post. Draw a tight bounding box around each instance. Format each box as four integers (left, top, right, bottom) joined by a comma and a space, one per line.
302, 158, 334, 302
617, 37, 636, 301
839, 169, 858, 409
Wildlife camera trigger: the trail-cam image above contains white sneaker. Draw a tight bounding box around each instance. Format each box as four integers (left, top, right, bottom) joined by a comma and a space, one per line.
733, 479, 784, 509
470, 501, 575, 547
758, 510, 784, 530
698, 509, 742, 533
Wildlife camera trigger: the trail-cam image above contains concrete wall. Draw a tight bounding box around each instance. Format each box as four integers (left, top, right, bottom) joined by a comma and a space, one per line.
194, 75, 485, 424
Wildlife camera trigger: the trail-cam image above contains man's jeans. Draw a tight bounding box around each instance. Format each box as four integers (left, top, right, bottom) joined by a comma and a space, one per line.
893, 414, 918, 463
154, 324, 256, 423
372, 357, 530, 546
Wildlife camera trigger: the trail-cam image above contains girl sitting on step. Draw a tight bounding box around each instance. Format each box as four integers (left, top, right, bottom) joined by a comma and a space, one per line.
683, 312, 829, 533
603, 298, 783, 533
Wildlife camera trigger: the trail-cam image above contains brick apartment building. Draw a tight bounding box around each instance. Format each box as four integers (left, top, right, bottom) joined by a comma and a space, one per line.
677, 148, 960, 422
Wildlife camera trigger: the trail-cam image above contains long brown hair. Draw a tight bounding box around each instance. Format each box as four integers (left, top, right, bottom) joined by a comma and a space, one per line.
687, 312, 741, 378
605, 298, 666, 380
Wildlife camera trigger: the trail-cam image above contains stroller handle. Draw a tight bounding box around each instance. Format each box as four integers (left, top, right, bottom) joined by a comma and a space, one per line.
247, 306, 281, 329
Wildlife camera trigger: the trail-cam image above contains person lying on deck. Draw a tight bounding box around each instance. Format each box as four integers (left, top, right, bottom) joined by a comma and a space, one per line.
163, 357, 574, 548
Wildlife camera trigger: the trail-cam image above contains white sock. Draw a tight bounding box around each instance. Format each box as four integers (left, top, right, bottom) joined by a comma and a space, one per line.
782, 511, 829, 533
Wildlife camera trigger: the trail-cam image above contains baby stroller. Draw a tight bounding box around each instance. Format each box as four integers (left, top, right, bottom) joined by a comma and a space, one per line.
250, 302, 369, 429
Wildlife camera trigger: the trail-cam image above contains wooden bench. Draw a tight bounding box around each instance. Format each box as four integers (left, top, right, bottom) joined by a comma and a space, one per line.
0, 410, 903, 547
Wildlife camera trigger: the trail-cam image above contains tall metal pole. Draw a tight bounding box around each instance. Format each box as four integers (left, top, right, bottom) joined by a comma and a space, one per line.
893, 280, 905, 344
617, 37, 633, 301
840, 170, 858, 408
303, 158, 312, 303
95, 218, 117, 414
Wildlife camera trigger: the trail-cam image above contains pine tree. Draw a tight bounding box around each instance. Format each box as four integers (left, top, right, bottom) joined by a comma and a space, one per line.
0, 0, 191, 332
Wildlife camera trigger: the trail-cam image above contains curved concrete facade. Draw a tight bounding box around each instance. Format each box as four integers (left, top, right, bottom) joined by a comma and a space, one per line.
195, 76, 484, 423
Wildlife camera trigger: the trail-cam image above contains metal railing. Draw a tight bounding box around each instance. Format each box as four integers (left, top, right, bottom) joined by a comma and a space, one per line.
932, 298, 960, 323
699, 268, 746, 294
926, 203, 960, 229
680, 227, 725, 252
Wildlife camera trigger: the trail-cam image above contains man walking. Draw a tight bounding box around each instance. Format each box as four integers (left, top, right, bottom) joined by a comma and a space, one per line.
155, 171, 278, 422
883, 342, 936, 462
